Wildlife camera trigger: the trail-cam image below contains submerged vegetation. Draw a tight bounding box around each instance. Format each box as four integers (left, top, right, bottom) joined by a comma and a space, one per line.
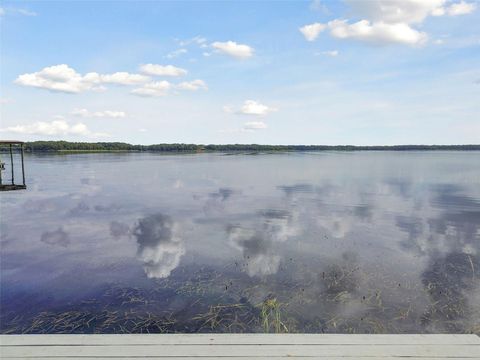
19, 141, 480, 153
1, 151, 478, 335
260, 297, 288, 333
2, 255, 478, 335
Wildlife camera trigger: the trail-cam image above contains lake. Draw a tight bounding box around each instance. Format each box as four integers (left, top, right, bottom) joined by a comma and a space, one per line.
1, 151, 479, 334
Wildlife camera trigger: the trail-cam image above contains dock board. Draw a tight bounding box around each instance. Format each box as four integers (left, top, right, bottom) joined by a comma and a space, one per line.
1, 334, 479, 359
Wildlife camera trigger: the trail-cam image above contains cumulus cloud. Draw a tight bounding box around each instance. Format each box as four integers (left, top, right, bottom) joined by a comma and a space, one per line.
345, 0, 477, 23
328, 19, 428, 46
347, 0, 476, 20
299, 23, 327, 41
14, 64, 149, 93
240, 100, 277, 116
133, 214, 185, 279
345, 0, 446, 24
14, 64, 206, 97
444, 1, 477, 15
15, 64, 98, 93
300, 1, 476, 46
71, 108, 127, 118
176, 79, 207, 91
139, 64, 187, 77
0, 119, 108, 137
223, 101, 276, 131
211, 41, 254, 59
243, 121, 267, 130
131, 81, 171, 97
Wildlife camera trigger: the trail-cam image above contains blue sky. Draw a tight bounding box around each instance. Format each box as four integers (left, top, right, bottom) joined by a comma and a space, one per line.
0, 0, 479, 145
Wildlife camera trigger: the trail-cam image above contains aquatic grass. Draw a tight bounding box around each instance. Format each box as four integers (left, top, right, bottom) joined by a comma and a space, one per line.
259, 298, 289, 333
1, 256, 479, 335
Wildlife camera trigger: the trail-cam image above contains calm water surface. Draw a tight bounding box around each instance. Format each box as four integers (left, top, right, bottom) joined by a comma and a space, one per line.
1, 151, 479, 333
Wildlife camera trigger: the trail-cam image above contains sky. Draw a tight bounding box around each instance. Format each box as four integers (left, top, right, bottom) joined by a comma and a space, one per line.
0, 0, 479, 145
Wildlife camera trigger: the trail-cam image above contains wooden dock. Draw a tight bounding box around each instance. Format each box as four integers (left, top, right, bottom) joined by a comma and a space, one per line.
1, 334, 479, 359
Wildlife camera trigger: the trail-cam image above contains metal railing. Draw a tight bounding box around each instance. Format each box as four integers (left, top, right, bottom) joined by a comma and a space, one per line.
0, 141, 26, 191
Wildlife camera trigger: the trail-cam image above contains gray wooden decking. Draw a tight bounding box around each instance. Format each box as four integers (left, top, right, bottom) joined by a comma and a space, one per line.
1, 334, 479, 359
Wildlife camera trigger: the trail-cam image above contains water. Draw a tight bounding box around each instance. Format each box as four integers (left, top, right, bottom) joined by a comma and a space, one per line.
1, 151, 479, 334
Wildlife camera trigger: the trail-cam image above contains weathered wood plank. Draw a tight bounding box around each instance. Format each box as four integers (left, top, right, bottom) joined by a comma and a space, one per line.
1, 334, 479, 346
2, 344, 479, 358
1, 358, 478, 360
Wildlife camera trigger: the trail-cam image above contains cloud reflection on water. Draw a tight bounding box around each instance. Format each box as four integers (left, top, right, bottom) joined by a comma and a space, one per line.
40, 227, 70, 247
133, 214, 185, 279
1, 152, 479, 334
228, 209, 299, 277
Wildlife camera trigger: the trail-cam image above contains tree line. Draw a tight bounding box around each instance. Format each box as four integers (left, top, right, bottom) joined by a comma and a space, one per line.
18, 141, 480, 152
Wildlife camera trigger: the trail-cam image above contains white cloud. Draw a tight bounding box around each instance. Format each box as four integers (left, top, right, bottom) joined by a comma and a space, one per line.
137, 234, 185, 278
445, 1, 476, 15
228, 227, 279, 276
319, 50, 339, 56
71, 108, 127, 118
299, 23, 327, 41
131, 81, 171, 97
345, 0, 445, 24
175, 79, 207, 91
166, 48, 188, 59
0, 120, 108, 138
14, 64, 205, 96
99, 72, 149, 85
139, 64, 187, 77
0, 7, 5, 16
15, 64, 96, 93
211, 41, 254, 59
301, 1, 475, 46
134, 214, 185, 279
431, 7, 446, 16
224, 100, 277, 117
243, 121, 268, 130
328, 19, 428, 46
14, 64, 149, 93
240, 100, 277, 116
346, 0, 476, 21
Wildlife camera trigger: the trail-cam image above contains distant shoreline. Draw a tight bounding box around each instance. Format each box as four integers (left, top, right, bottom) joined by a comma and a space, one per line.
2, 141, 478, 153
10, 141, 480, 153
